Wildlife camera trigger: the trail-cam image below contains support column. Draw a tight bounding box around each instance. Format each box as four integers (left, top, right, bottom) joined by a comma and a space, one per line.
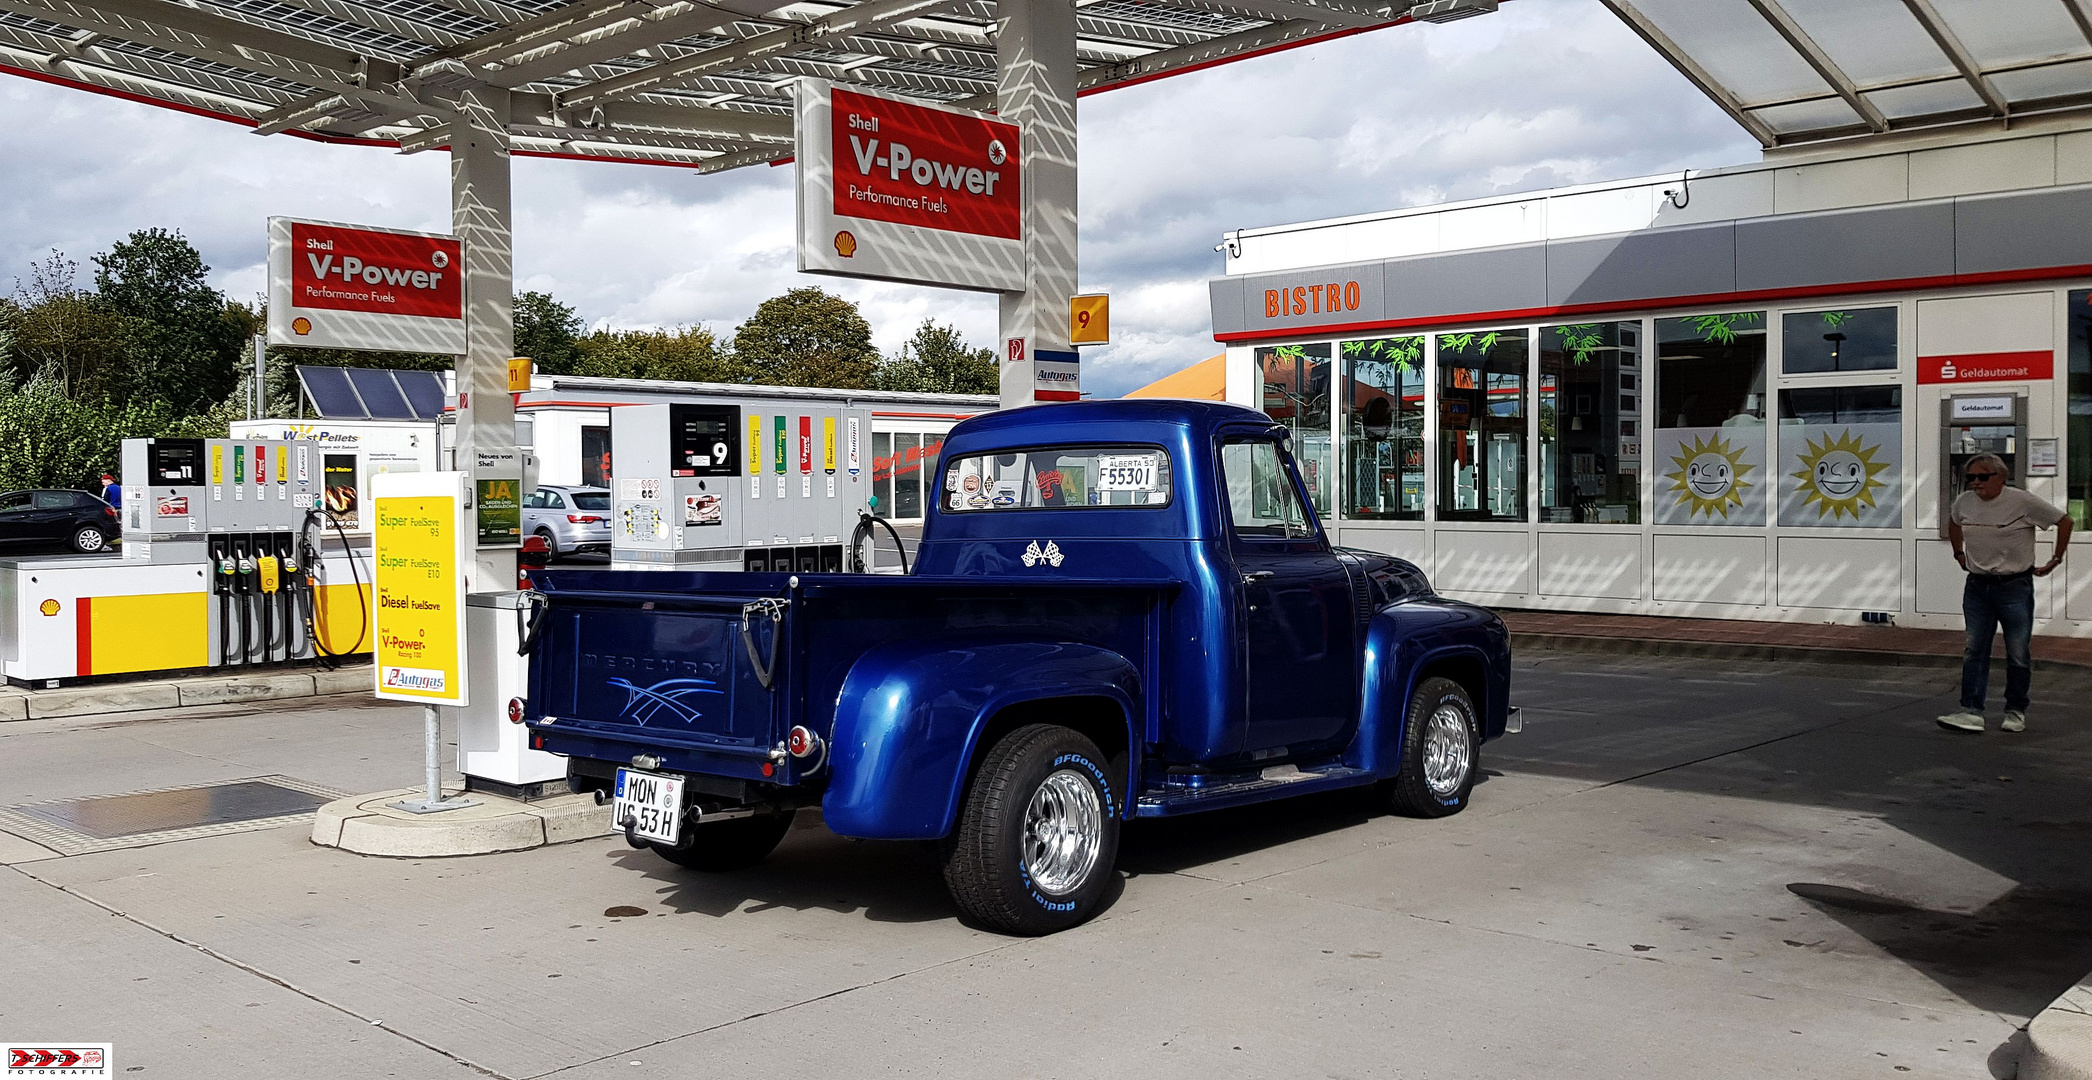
448, 83, 519, 592
995, 0, 1079, 410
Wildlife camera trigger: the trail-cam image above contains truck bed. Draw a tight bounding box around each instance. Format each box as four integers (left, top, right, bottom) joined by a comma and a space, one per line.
526, 569, 1177, 789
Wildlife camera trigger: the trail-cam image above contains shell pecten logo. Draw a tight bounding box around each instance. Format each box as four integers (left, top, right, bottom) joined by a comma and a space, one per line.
291, 316, 312, 336
834, 230, 858, 258
38, 599, 59, 617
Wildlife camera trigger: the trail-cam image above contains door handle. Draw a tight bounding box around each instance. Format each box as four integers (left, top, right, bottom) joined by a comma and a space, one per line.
1241, 570, 1275, 585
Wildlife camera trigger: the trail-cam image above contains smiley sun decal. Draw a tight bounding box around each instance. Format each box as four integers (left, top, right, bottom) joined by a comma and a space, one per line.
1664, 434, 1754, 520
1791, 429, 1890, 521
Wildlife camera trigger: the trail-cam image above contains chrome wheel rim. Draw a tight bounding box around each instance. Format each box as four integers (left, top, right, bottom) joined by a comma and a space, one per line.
1022, 769, 1103, 896
1422, 704, 1473, 797
74, 528, 102, 551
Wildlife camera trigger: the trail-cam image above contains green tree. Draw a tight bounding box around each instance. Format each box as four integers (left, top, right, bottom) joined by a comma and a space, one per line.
874, 319, 998, 394
91, 228, 246, 413
7, 251, 128, 399
514, 290, 582, 375
730, 287, 879, 389
574, 326, 738, 382
0, 371, 171, 490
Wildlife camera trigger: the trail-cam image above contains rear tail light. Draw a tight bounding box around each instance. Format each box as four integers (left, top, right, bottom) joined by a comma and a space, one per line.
567, 515, 602, 524
105, 507, 119, 519
508, 697, 526, 724
787, 725, 823, 758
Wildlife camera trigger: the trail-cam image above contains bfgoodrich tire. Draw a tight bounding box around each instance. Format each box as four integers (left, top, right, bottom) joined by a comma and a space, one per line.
941, 724, 1120, 936
1383, 676, 1479, 819
651, 811, 794, 871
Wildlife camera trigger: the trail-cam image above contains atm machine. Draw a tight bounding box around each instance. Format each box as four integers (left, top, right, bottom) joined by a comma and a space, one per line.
1939, 393, 2028, 534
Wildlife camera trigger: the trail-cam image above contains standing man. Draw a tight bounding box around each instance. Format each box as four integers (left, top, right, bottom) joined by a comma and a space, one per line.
1938, 452, 2071, 734
98, 472, 121, 510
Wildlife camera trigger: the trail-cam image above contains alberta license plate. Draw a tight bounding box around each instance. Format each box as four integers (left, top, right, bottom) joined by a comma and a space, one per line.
613, 768, 684, 845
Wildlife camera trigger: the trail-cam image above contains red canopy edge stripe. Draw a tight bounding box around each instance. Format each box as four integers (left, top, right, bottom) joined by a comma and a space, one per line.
1213, 263, 2092, 343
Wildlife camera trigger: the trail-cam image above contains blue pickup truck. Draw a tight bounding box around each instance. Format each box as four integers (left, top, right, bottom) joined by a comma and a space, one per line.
523, 400, 1514, 935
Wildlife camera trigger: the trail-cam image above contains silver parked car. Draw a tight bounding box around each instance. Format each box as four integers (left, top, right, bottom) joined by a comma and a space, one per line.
522, 485, 612, 560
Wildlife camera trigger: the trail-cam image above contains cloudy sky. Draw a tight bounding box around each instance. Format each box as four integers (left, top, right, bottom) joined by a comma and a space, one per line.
0, 0, 1757, 397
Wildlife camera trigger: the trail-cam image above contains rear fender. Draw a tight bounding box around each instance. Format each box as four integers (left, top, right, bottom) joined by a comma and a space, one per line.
824, 641, 1140, 840
1347, 603, 1502, 776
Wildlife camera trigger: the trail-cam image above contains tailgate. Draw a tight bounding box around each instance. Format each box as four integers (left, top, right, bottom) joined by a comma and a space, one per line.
528, 588, 783, 756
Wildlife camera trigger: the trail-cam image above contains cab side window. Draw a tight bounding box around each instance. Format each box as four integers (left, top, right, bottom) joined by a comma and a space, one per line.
32, 492, 70, 510
1221, 441, 1311, 539
0, 492, 28, 513
544, 491, 566, 510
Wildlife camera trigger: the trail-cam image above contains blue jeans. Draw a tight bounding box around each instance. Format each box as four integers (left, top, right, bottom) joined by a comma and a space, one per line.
1962, 572, 2034, 712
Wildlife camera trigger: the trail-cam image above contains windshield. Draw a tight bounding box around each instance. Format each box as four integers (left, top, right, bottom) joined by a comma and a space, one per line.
569, 491, 610, 510
942, 446, 1171, 511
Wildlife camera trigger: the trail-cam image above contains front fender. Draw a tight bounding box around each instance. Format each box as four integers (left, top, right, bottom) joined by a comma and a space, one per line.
1347, 600, 1509, 776
823, 640, 1141, 840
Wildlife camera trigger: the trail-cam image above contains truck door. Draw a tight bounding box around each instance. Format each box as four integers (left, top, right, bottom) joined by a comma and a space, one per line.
1218, 435, 1356, 754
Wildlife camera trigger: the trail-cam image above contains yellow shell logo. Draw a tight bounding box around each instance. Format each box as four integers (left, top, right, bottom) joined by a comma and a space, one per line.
1792, 429, 1889, 520
38, 599, 59, 617
291, 316, 312, 336
1664, 434, 1753, 520
834, 230, 858, 258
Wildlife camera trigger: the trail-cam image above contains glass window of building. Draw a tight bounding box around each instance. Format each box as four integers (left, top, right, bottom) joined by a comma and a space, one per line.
872, 431, 893, 514
1540, 322, 1641, 524
893, 432, 923, 519
1436, 329, 1527, 522
1655, 312, 1767, 525
1783, 306, 1897, 373
1255, 343, 1332, 515
1776, 386, 1902, 528
1339, 336, 1425, 521
2070, 290, 2092, 528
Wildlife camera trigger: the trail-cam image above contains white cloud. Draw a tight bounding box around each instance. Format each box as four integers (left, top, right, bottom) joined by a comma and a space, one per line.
0, 0, 1754, 397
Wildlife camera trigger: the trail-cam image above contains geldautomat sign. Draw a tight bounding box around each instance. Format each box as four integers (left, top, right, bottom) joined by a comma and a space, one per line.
267, 217, 467, 355
797, 79, 1025, 292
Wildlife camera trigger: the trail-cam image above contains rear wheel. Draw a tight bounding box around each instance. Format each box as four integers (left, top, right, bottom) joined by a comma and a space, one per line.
70, 525, 106, 553
941, 724, 1120, 935
651, 811, 794, 871
533, 527, 562, 561
1383, 676, 1479, 818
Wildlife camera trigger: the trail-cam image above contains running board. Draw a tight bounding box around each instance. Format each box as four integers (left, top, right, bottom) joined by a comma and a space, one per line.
1132, 765, 1377, 818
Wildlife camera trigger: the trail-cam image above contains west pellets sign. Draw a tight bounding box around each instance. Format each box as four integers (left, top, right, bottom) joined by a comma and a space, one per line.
797, 79, 1024, 292
268, 217, 467, 354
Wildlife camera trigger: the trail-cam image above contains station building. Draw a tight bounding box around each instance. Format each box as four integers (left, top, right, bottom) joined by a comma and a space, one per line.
1208, 119, 2092, 636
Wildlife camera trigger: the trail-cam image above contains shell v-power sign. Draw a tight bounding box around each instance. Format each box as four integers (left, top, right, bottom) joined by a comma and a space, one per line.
796, 79, 1025, 292
268, 217, 467, 355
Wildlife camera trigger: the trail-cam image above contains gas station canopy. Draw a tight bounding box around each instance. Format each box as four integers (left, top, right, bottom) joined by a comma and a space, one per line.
0, 0, 1467, 171
1603, 0, 2092, 149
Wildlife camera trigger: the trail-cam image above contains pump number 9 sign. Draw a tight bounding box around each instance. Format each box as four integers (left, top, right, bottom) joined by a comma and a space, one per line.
1096, 454, 1158, 491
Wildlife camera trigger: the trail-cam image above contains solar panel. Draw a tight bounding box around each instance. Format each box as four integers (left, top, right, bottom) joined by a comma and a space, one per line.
297, 366, 368, 418
397, 370, 447, 419
346, 367, 415, 418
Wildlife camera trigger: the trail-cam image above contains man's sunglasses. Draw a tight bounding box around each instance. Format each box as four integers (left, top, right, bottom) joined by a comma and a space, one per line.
1965, 471, 1999, 482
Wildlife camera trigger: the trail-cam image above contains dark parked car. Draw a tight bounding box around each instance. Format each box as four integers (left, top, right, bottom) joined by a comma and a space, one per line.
0, 489, 118, 553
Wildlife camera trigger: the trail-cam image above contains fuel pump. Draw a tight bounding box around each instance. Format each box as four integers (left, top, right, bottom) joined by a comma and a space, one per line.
211, 540, 237, 665
257, 535, 281, 663
232, 536, 256, 664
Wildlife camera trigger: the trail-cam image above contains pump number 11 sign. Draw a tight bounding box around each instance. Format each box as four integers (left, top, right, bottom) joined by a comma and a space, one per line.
372, 471, 469, 705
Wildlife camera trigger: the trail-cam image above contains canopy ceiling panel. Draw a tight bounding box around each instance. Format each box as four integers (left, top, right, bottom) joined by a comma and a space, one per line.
1601, 0, 2092, 148
0, 0, 1445, 171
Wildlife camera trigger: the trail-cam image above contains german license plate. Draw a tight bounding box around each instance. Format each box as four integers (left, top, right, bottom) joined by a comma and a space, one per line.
613, 768, 684, 845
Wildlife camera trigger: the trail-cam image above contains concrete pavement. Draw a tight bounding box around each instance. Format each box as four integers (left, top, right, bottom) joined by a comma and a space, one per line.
1, 653, 2089, 1078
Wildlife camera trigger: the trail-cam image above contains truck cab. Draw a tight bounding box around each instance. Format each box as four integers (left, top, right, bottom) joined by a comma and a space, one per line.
525, 399, 1512, 935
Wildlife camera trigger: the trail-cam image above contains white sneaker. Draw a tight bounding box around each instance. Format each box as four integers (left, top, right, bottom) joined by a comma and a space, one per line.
2001, 710, 2026, 733
1936, 711, 1985, 733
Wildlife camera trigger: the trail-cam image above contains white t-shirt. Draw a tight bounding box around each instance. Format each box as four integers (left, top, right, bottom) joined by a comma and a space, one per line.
1951, 486, 2065, 575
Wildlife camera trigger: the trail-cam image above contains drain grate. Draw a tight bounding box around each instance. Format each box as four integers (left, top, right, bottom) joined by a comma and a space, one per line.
0, 775, 346, 855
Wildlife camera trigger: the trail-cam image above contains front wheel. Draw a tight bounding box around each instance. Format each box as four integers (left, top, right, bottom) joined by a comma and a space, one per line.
941, 725, 1120, 935
651, 811, 794, 871
1383, 676, 1479, 818
71, 525, 107, 553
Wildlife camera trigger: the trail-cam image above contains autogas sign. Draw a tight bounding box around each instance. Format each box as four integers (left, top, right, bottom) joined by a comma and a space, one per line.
796, 79, 1025, 293
267, 217, 467, 355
